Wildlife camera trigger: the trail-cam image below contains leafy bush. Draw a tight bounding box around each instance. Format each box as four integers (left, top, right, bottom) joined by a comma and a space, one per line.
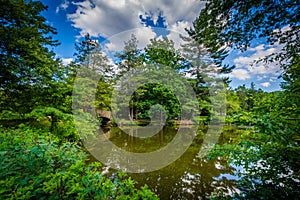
26, 106, 80, 140
208, 115, 300, 199
0, 110, 22, 120
0, 125, 158, 199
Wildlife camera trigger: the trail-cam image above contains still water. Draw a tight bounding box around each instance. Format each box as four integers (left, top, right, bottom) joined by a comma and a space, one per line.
91, 125, 243, 199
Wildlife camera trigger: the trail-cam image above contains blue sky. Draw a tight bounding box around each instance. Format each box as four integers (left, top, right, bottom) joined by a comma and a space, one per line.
40, 0, 283, 91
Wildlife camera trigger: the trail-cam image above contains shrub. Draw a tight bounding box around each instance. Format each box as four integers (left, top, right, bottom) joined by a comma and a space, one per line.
0, 125, 158, 199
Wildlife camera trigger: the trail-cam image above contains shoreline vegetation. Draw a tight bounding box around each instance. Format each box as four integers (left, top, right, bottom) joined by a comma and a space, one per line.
1, 0, 299, 199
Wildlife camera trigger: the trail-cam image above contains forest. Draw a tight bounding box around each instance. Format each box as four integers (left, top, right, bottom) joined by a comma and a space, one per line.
0, 0, 299, 199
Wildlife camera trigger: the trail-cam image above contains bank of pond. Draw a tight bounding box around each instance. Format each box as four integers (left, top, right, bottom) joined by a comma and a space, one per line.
2, 123, 282, 199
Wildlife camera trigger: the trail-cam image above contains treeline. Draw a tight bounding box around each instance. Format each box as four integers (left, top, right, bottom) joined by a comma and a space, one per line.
1, 0, 299, 199
0, 21, 234, 132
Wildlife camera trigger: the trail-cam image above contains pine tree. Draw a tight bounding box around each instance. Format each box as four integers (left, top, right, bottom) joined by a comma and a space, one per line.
0, 0, 60, 114
72, 34, 113, 112
115, 34, 143, 75
74, 33, 113, 79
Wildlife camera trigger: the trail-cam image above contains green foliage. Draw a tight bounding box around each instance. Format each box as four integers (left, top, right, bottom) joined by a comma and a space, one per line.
115, 34, 143, 73
132, 83, 181, 120
209, 124, 300, 199
26, 106, 79, 140
0, 0, 60, 114
0, 126, 158, 199
74, 33, 113, 76
2, 0, 298, 198
27, 106, 70, 121
193, 2, 300, 198
209, 90, 300, 199
0, 110, 22, 120
192, 0, 299, 53
72, 34, 114, 112
145, 37, 186, 71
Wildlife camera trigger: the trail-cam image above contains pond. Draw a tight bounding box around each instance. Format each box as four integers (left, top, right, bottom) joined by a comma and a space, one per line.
89, 125, 243, 199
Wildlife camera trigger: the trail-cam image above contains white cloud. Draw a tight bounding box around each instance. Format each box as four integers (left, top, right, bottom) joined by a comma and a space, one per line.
260, 82, 270, 87
273, 24, 292, 34
62, 57, 73, 65
227, 69, 251, 80
104, 27, 157, 51
56, 0, 70, 13
269, 76, 278, 82
234, 45, 279, 69
228, 42, 284, 89
247, 44, 265, 52
257, 75, 268, 81
139, 0, 205, 26
248, 64, 280, 75
166, 21, 190, 49
67, 0, 205, 38
233, 43, 283, 77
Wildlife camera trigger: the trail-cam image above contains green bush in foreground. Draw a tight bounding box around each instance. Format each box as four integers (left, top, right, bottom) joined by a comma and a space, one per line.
0, 125, 158, 199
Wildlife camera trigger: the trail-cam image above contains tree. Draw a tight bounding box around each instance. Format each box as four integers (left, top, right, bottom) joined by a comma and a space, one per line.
224, 89, 240, 125
191, 0, 299, 104
0, 0, 60, 114
180, 34, 212, 85
72, 34, 113, 112
180, 33, 234, 123
114, 34, 144, 120
193, 1, 300, 197
115, 34, 143, 74
74, 34, 113, 78
131, 83, 181, 121
144, 37, 186, 71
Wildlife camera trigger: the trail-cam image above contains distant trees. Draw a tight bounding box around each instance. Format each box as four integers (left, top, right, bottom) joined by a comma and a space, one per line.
110, 30, 237, 123
114, 36, 181, 121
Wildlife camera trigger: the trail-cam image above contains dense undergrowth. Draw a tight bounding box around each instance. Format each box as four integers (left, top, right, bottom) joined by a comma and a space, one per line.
0, 124, 158, 199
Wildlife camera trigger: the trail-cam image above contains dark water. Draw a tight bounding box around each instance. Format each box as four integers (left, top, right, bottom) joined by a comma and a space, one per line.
91, 125, 243, 199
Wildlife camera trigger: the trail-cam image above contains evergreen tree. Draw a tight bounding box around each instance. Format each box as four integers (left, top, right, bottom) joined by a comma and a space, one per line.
180, 32, 234, 121
115, 34, 143, 75
72, 34, 113, 112
144, 37, 186, 71
193, 1, 300, 197
0, 0, 60, 114
114, 34, 143, 120
74, 33, 113, 79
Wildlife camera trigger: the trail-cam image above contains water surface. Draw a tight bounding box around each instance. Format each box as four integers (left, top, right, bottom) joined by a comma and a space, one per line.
91, 125, 242, 199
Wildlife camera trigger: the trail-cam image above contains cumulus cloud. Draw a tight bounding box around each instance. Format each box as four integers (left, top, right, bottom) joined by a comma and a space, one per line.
166, 21, 190, 49
104, 27, 157, 51
247, 64, 280, 75
260, 82, 271, 87
67, 0, 205, 38
231, 43, 283, 86
269, 76, 278, 82
257, 75, 268, 81
227, 69, 251, 80
234, 45, 278, 69
61, 57, 73, 65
